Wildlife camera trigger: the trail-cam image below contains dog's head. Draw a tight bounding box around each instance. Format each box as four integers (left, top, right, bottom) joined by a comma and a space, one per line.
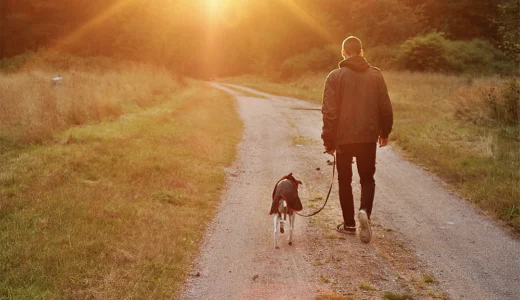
272, 172, 303, 201
284, 172, 302, 189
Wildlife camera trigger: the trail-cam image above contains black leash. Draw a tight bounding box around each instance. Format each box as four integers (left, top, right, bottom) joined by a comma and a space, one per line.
296, 154, 336, 217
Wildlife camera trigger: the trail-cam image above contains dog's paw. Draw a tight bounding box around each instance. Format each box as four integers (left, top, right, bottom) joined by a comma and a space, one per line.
280, 228, 284, 234
288, 242, 293, 246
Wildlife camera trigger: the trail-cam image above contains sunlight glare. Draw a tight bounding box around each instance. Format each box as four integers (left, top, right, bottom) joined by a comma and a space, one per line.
206, 0, 224, 17
51, 0, 132, 50
279, 0, 335, 44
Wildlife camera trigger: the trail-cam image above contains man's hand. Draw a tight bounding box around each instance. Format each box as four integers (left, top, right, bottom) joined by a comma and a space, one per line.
324, 146, 336, 156
378, 136, 389, 148
323, 140, 335, 155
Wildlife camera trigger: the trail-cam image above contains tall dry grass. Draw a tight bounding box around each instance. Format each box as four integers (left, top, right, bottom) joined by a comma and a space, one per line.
0, 66, 178, 143
455, 77, 519, 126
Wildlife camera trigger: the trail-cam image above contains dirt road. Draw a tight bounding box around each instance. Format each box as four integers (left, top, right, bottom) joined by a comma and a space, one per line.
182, 83, 520, 300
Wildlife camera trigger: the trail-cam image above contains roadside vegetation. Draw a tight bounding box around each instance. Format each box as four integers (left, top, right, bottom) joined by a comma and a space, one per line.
222, 72, 520, 232
0, 56, 179, 144
280, 33, 516, 78
382, 291, 414, 300
0, 58, 242, 298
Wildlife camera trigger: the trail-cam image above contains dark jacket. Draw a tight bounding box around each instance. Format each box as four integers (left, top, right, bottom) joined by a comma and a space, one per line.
270, 173, 303, 215
321, 56, 393, 149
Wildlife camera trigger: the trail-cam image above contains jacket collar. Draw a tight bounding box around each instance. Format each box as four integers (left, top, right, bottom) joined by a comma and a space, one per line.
339, 56, 371, 71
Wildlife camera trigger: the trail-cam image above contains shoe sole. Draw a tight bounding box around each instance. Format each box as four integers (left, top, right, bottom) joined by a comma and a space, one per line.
359, 210, 372, 243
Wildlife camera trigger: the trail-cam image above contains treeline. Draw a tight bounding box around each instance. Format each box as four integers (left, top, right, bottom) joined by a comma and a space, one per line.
0, 0, 518, 76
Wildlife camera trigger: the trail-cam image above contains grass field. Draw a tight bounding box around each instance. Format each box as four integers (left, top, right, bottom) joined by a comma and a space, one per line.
0, 77, 242, 298
222, 72, 520, 232
0, 66, 178, 143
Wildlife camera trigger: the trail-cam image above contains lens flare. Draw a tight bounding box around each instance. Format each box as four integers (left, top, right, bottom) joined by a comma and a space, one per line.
52, 0, 132, 51
278, 0, 335, 44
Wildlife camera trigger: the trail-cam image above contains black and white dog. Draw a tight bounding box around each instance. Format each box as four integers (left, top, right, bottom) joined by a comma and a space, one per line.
270, 173, 303, 249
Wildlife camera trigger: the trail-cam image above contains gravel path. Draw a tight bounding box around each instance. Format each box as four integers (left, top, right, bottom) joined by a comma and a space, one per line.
181, 83, 520, 300
376, 149, 520, 300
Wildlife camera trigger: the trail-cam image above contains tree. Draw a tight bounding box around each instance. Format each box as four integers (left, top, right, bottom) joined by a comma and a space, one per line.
419, 0, 500, 41
496, 0, 520, 62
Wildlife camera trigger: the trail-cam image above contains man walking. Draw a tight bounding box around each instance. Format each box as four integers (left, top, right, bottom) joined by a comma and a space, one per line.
321, 36, 393, 243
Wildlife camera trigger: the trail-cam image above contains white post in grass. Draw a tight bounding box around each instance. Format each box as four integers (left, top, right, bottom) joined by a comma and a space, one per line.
51, 74, 63, 86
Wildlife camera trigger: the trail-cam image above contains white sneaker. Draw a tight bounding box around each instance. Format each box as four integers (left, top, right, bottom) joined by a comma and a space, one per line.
359, 210, 372, 243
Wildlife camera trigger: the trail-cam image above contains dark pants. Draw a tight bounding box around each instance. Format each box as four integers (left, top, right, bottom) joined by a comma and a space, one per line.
336, 142, 376, 227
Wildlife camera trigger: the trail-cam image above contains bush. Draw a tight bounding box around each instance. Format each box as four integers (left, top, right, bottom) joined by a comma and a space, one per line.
364, 45, 399, 69
446, 39, 511, 74
398, 32, 448, 72
280, 45, 339, 79
398, 32, 513, 74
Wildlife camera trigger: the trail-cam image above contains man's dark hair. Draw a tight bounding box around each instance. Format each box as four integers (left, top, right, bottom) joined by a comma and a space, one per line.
342, 36, 363, 56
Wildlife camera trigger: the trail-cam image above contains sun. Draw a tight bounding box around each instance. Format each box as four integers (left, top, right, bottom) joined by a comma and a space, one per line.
206, 0, 225, 16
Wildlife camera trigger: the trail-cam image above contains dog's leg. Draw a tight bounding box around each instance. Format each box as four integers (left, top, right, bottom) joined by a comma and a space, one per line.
274, 213, 279, 249
288, 212, 295, 246
279, 201, 286, 234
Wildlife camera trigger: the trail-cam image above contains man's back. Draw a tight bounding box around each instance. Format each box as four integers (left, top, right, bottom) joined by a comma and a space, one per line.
321, 55, 393, 147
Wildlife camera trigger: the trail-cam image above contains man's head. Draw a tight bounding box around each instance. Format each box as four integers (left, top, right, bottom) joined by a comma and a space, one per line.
342, 36, 363, 59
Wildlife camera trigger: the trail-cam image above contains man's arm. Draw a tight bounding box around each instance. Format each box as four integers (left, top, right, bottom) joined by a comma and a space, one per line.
378, 75, 393, 147
321, 71, 339, 153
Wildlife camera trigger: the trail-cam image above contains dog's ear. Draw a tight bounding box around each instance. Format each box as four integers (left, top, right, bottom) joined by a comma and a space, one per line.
287, 173, 302, 185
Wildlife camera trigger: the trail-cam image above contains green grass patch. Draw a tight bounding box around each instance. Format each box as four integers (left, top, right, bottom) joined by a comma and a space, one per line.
312, 259, 327, 266
291, 135, 320, 146
315, 294, 347, 300
324, 233, 345, 240
422, 274, 437, 284
320, 275, 331, 284
383, 291, 414, 300
223, 72, 520, 232
359, 283, 377, 291
0, 81, 242, 298
312, 194, 324, 200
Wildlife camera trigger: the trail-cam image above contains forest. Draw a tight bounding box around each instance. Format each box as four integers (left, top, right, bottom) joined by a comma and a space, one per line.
1, 0, 519, 77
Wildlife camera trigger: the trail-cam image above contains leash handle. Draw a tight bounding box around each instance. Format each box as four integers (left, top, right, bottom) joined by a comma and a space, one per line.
296, 154, 336, 218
